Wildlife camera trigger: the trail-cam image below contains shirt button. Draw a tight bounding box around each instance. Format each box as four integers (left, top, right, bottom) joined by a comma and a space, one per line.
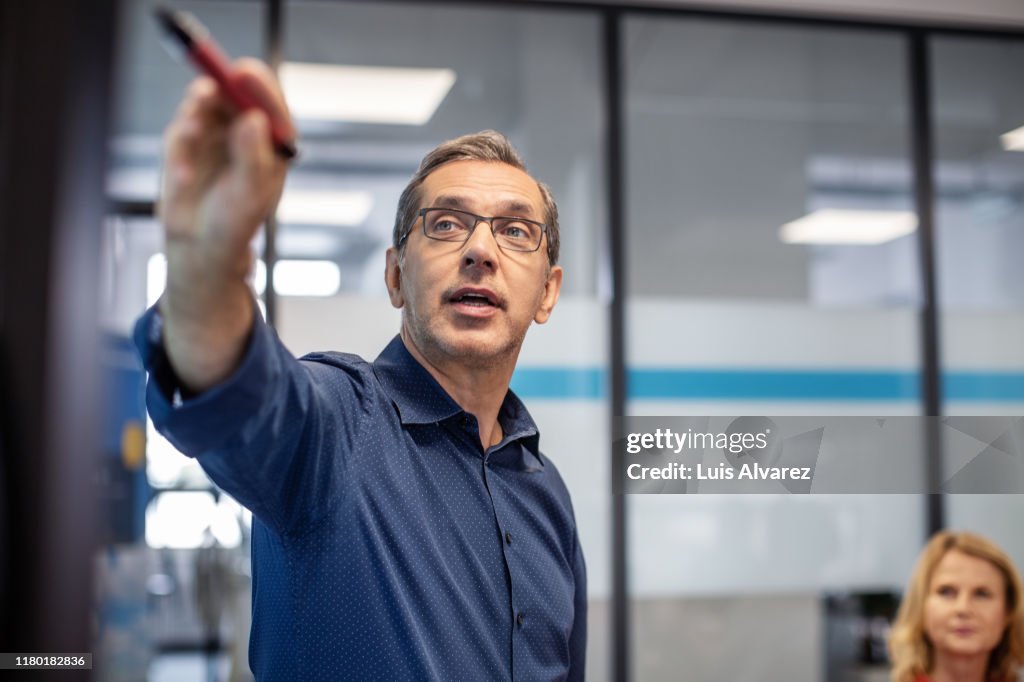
505, 531, 513, 546
517, 612, 524, 628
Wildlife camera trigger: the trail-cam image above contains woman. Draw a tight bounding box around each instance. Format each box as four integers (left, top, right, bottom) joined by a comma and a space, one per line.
889, 530, 1024, 682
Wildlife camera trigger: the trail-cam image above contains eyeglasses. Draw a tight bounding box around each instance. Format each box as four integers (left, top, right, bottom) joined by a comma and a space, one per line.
400, 207, 547, 253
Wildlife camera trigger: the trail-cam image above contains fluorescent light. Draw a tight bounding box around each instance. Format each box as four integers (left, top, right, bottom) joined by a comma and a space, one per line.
1000, 125, 1024, 151
780, 209, 917, 245
277, 230, 341, 255
274, 260, 341, 297
153, 254, 338, 302
275, 260, 340, 297
280, 62, 456, 125
277, 188, 373, 226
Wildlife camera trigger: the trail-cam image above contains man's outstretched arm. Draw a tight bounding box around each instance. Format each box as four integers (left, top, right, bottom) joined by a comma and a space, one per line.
157, 59, 294, 393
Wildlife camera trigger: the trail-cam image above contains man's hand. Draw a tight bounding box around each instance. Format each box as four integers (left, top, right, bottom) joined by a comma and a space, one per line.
158, 59, 295, 393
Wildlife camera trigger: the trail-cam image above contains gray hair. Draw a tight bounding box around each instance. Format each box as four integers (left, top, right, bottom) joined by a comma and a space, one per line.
392, 130, 560, 266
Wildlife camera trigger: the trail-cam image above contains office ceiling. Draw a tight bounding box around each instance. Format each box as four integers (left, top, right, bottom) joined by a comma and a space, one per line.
108, 0, 1024, 304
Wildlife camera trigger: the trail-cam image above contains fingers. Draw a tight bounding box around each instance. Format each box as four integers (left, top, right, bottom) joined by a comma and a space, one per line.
224, 109, 280, 229
158, 59, 293, 248
176, 75, 235, 121
167, 77, 233, 168
160, 77, 233, 234
230, 58, 296, 143
163, 61, 292, 188
219, 60, 293, 232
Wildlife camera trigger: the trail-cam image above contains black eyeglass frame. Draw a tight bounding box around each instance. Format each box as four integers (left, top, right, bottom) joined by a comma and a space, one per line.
398, 207, 549, 253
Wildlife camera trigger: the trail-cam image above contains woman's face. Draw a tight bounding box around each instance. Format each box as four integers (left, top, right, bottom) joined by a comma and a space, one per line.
923, 550, 1009, 661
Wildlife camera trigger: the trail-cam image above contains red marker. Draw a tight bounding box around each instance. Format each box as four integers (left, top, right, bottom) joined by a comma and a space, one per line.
154, 6, 298, 160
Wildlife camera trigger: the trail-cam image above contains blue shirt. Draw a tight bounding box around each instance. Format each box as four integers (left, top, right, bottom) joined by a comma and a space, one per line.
134, 306, 587, 681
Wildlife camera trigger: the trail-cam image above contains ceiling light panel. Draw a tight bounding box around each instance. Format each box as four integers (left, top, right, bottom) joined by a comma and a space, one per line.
280, 62, 456, 125
780, 209, 917, 245
277, 189, 374, 226
1000, 125, 1024, 151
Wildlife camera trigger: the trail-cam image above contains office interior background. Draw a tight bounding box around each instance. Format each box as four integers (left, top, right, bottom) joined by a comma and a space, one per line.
2, 0, 1024, 680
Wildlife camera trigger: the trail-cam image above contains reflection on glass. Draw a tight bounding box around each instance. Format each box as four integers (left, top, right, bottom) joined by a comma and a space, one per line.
931, 35, 1024, 571
624, 16, 922, 681
626, 19, 918, 306
932, 39, 1024, 325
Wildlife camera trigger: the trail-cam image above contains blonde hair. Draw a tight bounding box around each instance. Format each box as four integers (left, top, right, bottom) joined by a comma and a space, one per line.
888, 531, 1024, 682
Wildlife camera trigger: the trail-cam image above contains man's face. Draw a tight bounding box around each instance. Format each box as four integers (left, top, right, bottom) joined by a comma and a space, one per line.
385, 160, 562, 370
923, 550, 1009, 662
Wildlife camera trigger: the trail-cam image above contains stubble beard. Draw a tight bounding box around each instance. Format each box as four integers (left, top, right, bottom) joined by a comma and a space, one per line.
403, 302, 528, 372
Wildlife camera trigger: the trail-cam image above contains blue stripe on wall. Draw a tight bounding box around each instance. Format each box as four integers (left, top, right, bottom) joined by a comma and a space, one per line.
945, 373, 1024, 401
630, 369, 920, 401
511, 368, 606, 400
509, 367, 1024, 402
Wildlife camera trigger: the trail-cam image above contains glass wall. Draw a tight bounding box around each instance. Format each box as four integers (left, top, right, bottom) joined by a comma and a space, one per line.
930, 35, 1024, 566
623, 16, 924, 681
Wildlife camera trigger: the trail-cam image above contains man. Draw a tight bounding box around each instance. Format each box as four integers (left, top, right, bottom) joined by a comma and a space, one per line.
135, 60, 586, 681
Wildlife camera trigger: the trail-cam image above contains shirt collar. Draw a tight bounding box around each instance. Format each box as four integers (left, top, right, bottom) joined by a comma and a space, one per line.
372, 335, 544, 465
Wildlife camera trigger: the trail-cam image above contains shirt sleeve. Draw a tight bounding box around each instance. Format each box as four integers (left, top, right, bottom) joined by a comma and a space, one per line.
133, 303, 370, 537
566, 525, 588, 682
